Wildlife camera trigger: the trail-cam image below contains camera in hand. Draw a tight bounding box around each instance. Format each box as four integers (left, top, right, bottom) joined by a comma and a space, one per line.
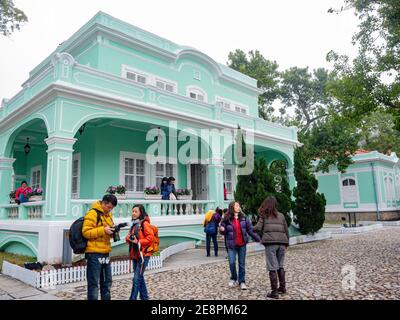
113, 222, 128, 242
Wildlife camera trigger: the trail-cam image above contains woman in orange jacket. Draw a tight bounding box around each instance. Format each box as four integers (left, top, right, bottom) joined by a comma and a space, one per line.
125, 204, 154, 300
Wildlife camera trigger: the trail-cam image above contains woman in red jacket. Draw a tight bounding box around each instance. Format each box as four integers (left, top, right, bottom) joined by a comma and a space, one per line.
15, 181, 32, 204
125, 204, 154, 300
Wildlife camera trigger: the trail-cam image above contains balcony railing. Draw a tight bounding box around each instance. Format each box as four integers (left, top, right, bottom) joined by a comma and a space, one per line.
71, 199, 215, 219
1, 201, 45, 219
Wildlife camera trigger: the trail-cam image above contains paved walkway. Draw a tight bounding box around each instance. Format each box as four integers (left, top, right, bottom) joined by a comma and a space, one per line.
0, 274, 61, 300
51, 227, 400, 300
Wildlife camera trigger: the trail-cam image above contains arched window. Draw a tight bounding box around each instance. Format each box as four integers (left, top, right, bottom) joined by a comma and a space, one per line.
342, 178, 356, 187
187, 86, 207, 103
341, 178, 358, 203
384, 176, 395, 202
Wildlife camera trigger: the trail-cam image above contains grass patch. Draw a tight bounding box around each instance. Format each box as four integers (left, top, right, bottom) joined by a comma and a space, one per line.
0, 252, 36, 272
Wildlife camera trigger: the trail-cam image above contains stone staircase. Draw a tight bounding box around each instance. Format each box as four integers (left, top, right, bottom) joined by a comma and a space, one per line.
196, 235, 227, 250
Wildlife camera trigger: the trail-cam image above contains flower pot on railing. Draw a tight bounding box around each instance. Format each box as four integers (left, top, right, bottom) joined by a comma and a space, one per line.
115, 193, 127, 200
177, 195, 193, 200
144, 186, 161, 200
27, 188, 43, 202
106, 185, 127, 200
29, 195, 43, 202
144, 193, 162, 200
176, 189, 192, 201
9, 191, 16, 204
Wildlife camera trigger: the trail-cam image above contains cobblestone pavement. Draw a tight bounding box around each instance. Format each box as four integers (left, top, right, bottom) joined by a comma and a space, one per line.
54, 228, 400, 300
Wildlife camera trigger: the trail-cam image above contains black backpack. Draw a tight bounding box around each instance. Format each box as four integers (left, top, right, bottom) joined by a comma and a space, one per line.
69, 209, 102, 254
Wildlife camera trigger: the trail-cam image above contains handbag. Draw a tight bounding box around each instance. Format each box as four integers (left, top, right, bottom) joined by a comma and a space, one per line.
169, 193, 177, 200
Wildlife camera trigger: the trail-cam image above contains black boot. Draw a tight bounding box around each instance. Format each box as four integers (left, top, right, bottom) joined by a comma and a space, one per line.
267, 271, 279, 299
277, 268, 287, 294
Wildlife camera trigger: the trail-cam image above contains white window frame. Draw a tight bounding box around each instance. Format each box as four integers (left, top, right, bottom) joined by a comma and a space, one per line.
30, 165, 42, 190
340, 177, 359, 204
234, 103, 249, 115
224, 165, 236, 199
193, 70, 201, 81
120, 152, 150, 198
121, 65, 148, 85
216, 96, 249, 115
187, 86, 208, 103
151, 160, 178, 188
155, 76, 178, 94
71, 153, 81, 199
384, 175, 395, 203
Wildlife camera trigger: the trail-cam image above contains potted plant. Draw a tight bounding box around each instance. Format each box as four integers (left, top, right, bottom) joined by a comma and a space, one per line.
144, 186, 161, 200
176, 188, 192, 200
106, 185, 127, 200
9, 191, 16, 204
28, 188, 43, 202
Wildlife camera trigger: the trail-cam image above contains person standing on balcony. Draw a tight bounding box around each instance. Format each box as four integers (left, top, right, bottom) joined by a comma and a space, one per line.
203, 207, 222, 257
254, 196, 289, 299
82, 194, 117, 300
160, 177, 170, 200
126, 204, 155, 300
15, 181, 32, 204
167, 176, 177, 200
219, 201, 260, 290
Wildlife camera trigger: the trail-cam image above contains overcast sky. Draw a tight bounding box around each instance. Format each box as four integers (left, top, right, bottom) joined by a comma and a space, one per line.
0, 0, 359, 102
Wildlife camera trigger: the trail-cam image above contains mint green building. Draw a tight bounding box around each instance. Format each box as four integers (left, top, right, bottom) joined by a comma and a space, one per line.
0, 12, 299, 263
314, 150, 400, 222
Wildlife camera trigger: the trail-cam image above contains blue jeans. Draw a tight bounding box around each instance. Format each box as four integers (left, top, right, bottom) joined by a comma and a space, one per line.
129, 256, 150, 300
19, 194, 28, 203
227, 245, 247, 284
85, 253, 112, 300
206, 233, 218, 256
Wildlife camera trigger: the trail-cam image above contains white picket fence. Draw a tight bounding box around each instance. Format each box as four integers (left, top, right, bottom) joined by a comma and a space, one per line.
2, 241, 195, 289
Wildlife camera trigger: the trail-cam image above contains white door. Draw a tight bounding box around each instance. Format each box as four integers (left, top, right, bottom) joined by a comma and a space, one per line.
191, 164, 208, 200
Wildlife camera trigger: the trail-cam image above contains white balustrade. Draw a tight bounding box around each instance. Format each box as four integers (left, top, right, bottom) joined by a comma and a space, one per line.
7, 206, 19, 219
72, 199, 214, 218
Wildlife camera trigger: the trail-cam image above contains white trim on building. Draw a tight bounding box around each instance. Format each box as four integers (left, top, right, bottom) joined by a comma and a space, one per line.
30, 165, 42, 189
71, 153, 81, 199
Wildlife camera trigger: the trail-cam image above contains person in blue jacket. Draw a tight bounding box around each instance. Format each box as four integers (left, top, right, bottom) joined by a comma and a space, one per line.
160, 177, 169, 200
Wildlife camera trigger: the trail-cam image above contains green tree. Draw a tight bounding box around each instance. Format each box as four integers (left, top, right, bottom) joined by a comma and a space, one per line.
302, 116, 360, 173
279, 67, 334, 132
359, 110, 400, 155
234, 156, 275, 223
0, 0, 27, 36
227, 49, 280, 119
269, 160, 292, 226
292, 147, 326, 235
328, 0, 400, 129
278, 67, 360, 173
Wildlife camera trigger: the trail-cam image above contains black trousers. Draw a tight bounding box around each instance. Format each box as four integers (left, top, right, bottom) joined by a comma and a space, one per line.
206, 233, 218, 256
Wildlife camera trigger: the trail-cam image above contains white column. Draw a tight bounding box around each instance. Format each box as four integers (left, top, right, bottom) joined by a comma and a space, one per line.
44, 136, 76, 219
0, 157, 15, 219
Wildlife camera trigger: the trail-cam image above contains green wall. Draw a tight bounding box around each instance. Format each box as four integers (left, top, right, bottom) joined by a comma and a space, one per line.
73, 125, 191, 199
318, 175, 341, 205
357, 171, 376, 204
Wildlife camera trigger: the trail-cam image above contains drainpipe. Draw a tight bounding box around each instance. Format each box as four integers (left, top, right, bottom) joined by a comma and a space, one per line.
371, 163, 380, 221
